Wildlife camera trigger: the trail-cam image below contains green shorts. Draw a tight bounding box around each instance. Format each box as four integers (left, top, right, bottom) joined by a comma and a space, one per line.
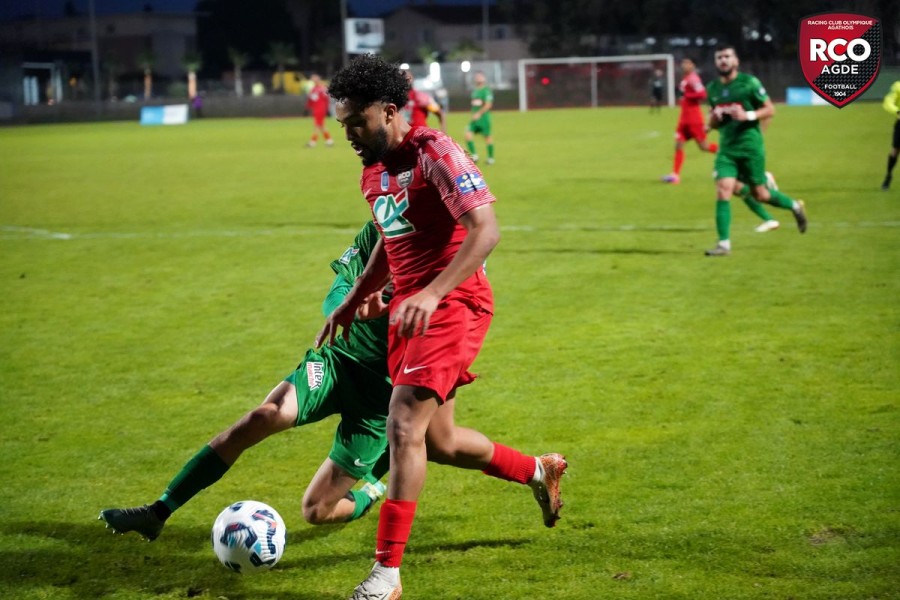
284, 346, 391, 480
713, 148, 767, 186
468, 116, 492, 137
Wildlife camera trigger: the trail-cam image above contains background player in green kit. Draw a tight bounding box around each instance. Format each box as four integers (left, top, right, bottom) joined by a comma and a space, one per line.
465, 70, 495, 164
99, 222, 392, 540
704, 44, 808, 256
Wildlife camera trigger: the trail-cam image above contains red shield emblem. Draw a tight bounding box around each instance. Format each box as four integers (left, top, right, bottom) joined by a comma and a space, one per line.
798, 13, 881, 108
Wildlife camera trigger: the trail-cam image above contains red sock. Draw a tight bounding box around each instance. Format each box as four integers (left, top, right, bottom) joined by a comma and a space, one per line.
324, 132, 332, 141
673, 148, 685, 175
482, 442, 536, 484
708, 142, 719, 153
375, 499, 417, 567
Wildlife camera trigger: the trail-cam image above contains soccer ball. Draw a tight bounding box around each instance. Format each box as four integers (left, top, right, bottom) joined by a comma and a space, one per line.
211, 500, 287, 573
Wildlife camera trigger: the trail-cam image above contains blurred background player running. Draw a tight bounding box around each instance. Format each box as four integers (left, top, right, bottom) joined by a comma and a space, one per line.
306, 73, 333, 148
402, 70, 446, 132
662, 57, 718, 184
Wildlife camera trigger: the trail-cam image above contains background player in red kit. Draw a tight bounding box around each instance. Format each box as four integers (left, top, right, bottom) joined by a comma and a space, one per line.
662, 57, 718, 184
305, 73, 333, 148
317, 54, 567, 600
402, 70, 446, 132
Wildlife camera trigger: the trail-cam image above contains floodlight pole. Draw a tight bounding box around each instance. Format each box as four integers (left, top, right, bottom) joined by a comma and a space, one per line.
482, 0, 489, 60
88, 0, 101, 109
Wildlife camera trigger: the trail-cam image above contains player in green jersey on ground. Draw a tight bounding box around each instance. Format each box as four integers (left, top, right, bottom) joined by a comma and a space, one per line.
99, 222, 392, 540
704, 44, 808, 256
465, 70, 495, 164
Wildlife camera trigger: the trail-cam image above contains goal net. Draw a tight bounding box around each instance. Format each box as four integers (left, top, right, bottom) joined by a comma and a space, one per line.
517, 54, 675, 111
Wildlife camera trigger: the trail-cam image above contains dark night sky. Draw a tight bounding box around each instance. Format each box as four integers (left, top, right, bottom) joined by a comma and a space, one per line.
0, 0, 490, 21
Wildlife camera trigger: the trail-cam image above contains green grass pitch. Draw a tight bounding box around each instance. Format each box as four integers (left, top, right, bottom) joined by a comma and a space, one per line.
0, 102, 897, 599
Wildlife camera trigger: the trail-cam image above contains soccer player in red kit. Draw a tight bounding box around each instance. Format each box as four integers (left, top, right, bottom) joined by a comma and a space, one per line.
317, 54, 567, 600
662, 57, 718, 184
306, 73, 333, 147
403, 70, 446, 132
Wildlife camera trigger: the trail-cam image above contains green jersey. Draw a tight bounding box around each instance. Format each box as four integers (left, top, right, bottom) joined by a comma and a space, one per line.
470, 86, 493, 118
323, 221, 388, 373
706, 72, 768, 155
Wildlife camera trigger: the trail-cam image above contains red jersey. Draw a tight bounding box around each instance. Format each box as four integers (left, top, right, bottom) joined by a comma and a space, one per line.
359, 126, 495, 299
306, 84, 329, 115
404, 89, 437, 127
678, 71, 707, 124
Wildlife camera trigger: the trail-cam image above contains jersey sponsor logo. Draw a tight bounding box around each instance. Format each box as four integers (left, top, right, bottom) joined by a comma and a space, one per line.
798, 12, 881, 108
373, 188, 414, 238
306, 361, 324, 390
397, 169, 413, 188
338, 246, 360, 264
455, 172, 486, 194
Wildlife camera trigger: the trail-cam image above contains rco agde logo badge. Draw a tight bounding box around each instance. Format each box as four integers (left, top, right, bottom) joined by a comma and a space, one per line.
798, 12, 881, 108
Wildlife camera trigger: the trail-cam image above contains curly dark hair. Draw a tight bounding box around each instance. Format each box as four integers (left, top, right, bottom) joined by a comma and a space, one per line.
327, 53, 410, 108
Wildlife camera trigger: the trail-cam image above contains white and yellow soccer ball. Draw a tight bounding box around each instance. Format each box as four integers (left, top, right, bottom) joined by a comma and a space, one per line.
211, 500, 286, 573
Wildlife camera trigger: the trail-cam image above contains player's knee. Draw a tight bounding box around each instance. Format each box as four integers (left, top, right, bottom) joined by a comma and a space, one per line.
243, 403, 285, 435
386, 415, 424, 451
300, 496, 333, 525
752, 186, 771, 202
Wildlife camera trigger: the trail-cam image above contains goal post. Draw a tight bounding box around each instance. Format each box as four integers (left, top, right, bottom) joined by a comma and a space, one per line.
517, 54, 676, 111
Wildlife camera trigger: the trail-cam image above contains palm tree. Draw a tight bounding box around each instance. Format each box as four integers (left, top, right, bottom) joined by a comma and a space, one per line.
264, 41, 298, 94
227, 47, 250, 98
136, 50, 155, 100
417, 43, 439, 64
182, 52, 202, 99
448, 39, 483, 62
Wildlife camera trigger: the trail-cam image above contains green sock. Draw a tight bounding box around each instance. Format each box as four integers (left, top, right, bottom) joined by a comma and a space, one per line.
487, 144, 494, 159
715, 200, 731, 241
742, 196, 774, 221
466, 140, 476, 155
159, 445, 230, 512
346, 489, 376, 522
768, 189, 795, 210
736, 184, 750, 197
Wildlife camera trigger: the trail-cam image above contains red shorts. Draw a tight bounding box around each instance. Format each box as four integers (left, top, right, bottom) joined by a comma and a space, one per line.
388, 292, 493, 402
675, 121, 707, 143
313, 111, 328, 127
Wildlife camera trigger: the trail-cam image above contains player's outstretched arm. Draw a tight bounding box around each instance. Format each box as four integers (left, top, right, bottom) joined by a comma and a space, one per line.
315, 237, 390, 346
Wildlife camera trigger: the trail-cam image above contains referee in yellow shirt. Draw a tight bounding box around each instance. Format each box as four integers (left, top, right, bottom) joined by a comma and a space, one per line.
883, 80, 900, 191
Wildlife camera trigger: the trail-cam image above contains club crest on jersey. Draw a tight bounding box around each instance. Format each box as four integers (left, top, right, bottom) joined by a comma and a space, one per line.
338, 246, 359, 265
798, 12, 881, 108
306, 361, 324, 390
455, 172, 486, 194
397, 169, 414, 188
380, 171, 390, 191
